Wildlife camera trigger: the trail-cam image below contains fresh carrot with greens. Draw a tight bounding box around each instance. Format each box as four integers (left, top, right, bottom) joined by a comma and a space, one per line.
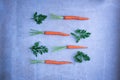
53, 45, 87, 52
31, 60, 72, 65
30, 29, 69, 36
51, 14, 89, 20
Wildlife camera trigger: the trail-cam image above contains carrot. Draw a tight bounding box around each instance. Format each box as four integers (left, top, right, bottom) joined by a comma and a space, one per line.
64, 16, 89, 20
52, 45, 87, 52
31, 60, 72, 65
45, 60, 72, 65
44, 31, 69, 36
50, 14, 89, 20
67, 45, 87, 49
30, 29, 70, 36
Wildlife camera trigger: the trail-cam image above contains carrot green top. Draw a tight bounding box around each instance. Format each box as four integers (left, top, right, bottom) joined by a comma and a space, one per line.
50, 14, 63, 19
31, 60, 45, 64
52, 46, 66, 52
30, 29, 44, 36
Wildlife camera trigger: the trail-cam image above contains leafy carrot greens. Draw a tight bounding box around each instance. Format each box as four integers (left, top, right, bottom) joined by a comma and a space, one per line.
30, 42, 48, 57
71, 29, 91, 43
33, 12, 47, 24
74, 51, 90, 63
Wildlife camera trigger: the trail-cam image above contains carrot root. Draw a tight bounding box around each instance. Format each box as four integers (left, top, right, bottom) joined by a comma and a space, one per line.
45, 60, 72, 65
64, 16, 89, 20
67, 45, 87, 49
44, 31, 70, 36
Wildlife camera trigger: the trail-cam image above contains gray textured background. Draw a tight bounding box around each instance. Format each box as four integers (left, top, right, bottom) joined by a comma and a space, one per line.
0, 0, 120, 80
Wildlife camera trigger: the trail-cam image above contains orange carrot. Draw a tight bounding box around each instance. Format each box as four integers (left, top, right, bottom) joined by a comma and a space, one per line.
67, 45, 87, 49
52, 45, 87, 52
30, 29, 70, 36
51, 14, 89, 20
44, 31, 70, 36
64, 16, 89, 20
31, 60, 72, 65
45, 60, 72, 65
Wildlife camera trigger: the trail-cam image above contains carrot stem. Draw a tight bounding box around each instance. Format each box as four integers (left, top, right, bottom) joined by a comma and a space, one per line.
52, 46, 66, 52
31, 60, 45, 64
30, 29, 44, 36
50, 14, 63, 19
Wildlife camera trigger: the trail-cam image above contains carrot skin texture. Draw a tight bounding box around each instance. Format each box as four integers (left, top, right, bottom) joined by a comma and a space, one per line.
45, 60, 72, 65
44, 31, 70, 36
67, 45, 87, 49
63, 16, 89, 20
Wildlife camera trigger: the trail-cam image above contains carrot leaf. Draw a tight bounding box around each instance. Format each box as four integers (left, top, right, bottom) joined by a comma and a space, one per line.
74, 51, 90, 63
71, 29, 91, 43
83, 54, 90, 61
30, 42, 48, 57
32, 12, 47, 24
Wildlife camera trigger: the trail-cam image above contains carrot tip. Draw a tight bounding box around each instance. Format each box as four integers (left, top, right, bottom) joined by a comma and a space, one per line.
61, 34, 70, 36
69, 62, 72, 63
83, 47, 88, 48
